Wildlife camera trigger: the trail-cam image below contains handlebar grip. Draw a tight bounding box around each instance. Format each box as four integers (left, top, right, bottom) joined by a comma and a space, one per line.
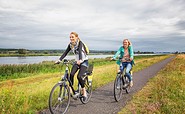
54, 61, 60, 65
63, 59, 68, 63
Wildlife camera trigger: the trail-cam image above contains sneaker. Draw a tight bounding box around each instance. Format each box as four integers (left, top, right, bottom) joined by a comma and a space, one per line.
118, 70, 121, 73
82, 94, 87, 101
129, 81, 133, 87
122, 83, 127, 89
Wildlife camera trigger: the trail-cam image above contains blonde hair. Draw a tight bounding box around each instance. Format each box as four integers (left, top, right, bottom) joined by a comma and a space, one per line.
70, 32, 80, 41
123, 39, 132, 46
70, 32, 80, 48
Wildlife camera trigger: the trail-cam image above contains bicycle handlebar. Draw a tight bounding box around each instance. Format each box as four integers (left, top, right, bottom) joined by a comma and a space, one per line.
54, 59, 75, 65
111, 58, 130, 61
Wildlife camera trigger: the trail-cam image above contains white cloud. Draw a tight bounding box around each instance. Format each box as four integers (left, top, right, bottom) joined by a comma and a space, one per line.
0, 0, 185, 52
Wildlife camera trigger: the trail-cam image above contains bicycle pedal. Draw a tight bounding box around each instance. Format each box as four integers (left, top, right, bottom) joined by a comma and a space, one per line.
72, 92, 80, 100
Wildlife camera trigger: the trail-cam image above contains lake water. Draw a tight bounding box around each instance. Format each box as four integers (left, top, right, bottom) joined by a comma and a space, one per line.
0, 55, 114, 65
0, 54, 163, 65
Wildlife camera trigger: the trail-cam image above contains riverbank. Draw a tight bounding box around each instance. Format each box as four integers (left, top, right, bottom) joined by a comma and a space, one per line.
0, 55, 114, 65
0, 54, 166, 65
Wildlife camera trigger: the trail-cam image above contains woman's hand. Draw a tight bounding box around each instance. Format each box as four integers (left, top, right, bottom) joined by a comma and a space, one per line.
55, 60, 61, 64
122, 57, 131, 62
77, 60, 83, 65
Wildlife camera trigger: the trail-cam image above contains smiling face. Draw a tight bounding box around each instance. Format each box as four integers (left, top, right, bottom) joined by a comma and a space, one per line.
70, 33, 78, 44
123, 39, 129, 48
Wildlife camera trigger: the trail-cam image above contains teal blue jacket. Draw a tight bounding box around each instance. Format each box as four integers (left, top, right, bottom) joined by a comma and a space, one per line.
113, 46, 134, 65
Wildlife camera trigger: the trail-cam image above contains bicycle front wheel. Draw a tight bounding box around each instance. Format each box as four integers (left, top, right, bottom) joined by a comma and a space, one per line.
114, 74, 123, 102
49, 82, 70, 114
125, 76, 131, 94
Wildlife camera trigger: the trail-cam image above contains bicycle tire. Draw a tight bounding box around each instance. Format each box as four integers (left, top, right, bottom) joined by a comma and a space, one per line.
49, 82, 70, 114
114, 74, 123, 102
80, 77, 92, 104
125, 76, 131, 94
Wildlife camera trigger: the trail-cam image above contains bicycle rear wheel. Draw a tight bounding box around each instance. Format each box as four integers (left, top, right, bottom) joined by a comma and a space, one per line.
114, 74, 123, 102
80, 77, 92, 104
49, 82, 70, 114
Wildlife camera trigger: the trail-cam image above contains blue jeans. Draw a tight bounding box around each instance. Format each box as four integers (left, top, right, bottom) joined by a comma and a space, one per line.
120, 62, 132, 82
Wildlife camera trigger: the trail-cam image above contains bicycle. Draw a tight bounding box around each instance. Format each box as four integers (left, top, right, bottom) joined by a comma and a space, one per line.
49, 59, 93, 114
113, 58, 132, 102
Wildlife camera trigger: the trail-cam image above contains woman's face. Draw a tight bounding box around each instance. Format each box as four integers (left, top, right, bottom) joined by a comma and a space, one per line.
123, 40, 129, 48
70, 34, 77, 44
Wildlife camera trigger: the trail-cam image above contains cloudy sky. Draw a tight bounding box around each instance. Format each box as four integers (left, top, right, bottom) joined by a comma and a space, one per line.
0, 0, 185, 52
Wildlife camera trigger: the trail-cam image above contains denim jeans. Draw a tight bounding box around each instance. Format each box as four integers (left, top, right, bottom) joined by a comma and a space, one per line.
120, 62, 132, 82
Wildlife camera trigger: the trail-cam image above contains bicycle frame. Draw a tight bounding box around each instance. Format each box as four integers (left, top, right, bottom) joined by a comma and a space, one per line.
59, 59, 92, 96
59, 59, 77, 95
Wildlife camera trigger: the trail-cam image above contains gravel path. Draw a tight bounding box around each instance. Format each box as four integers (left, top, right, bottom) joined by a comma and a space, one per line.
40, 56, 175, 114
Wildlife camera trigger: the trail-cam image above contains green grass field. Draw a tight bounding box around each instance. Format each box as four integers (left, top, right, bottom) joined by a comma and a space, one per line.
119, 54, 185, 114
0, 55, 171, 114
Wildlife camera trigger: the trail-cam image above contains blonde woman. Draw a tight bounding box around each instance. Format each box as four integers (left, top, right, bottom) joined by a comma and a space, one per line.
55, 32, 88, 100
112, 39, 134, 87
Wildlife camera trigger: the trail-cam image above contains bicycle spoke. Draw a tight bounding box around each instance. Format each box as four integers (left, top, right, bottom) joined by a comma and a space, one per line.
114, 75, 123, 102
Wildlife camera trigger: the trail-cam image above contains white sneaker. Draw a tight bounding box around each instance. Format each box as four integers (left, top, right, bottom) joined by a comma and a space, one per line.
129, 81, 133, 87
117, 70, 121, 74
123, 83, 127, 89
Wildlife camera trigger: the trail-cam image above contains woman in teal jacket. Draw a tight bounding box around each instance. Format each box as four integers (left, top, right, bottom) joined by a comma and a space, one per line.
113, 39, 134, 87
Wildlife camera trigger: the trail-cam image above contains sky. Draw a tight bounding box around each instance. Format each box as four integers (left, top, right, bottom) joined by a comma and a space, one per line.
0, 0, 185, 52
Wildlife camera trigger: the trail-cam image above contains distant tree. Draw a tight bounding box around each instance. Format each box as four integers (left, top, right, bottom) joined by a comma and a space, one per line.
111, 51, 115, 54
175, 51, 179, 54
137, 51, 140, 54
18, 49, 27, 54
44, 51, 48, 54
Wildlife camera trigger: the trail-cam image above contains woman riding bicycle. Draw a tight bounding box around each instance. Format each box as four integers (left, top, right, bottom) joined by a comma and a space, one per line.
55, 32, 88, 100
112, 39, 134, 87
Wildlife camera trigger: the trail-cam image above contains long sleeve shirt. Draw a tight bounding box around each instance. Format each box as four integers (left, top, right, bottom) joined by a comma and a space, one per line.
59, 41, 88, 62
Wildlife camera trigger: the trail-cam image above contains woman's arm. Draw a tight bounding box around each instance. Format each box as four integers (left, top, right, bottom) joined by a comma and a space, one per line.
59, 44, 71, 61
78, 41, 83, 60
129, 46, 134, 60
113, 46, 122, 59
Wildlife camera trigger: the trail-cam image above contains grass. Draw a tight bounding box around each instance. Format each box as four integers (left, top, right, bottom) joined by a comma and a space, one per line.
0, 58, 115, 81
118, 54, 185, 114
0, 55, 165, 81
0, 55, 171, 114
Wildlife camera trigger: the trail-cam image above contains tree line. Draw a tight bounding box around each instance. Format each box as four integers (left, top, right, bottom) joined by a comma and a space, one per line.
1, 48, 169, 56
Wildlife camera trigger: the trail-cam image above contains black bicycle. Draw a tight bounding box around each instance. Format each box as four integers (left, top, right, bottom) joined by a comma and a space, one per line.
49, 59, 93, 114
113, 58, 132, 102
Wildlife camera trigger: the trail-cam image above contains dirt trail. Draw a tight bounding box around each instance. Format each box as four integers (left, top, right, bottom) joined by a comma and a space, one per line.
40, 56, 175, 114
